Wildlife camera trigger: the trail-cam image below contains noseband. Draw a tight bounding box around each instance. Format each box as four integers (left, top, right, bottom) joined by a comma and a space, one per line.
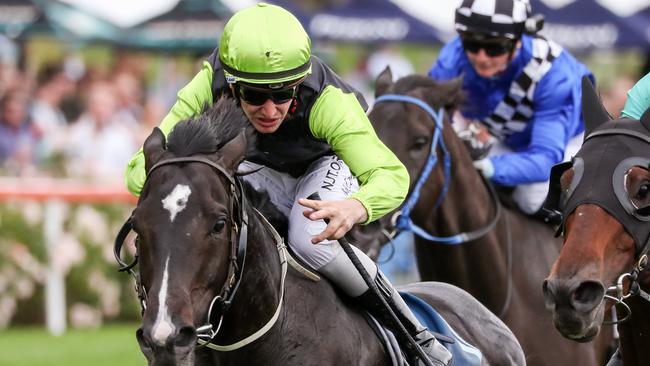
114, 156, 250, 346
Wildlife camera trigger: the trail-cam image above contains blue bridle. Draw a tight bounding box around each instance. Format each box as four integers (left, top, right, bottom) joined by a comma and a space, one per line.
374, 94, 502, 245
374, 94, 465, 243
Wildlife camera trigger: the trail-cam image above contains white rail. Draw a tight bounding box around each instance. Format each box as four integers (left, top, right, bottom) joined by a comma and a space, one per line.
0, 177, 136, 335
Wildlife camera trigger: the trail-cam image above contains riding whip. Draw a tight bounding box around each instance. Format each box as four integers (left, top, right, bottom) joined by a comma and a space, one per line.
307, 192, 434, 366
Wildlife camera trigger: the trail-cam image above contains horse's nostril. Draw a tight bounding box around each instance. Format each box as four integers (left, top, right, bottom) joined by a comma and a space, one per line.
571, 280, 605, 312
542, 279, 556, 311
136, 327, 154, 360
174, 326, 197, 348
136, 328, 147, 346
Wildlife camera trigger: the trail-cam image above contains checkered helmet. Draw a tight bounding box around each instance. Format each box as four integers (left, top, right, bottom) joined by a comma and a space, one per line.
455, 0, 537, 39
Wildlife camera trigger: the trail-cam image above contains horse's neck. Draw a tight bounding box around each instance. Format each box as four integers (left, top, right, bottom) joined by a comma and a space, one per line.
216, 212, 284, 344
413, 128, 510, 302
215, 210, 387, 364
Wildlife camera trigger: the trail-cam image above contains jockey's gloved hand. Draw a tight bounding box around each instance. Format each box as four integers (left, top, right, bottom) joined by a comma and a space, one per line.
457, 121, 495, 160
473, 158, 494, 179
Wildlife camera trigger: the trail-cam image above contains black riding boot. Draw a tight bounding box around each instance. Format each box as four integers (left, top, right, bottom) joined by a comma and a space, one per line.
356, 272, 452, 366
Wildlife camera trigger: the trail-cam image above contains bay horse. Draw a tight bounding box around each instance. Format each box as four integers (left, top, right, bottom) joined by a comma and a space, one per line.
355, 68, 613, 365
114, 98, 524, 366
542, 77, 650, 365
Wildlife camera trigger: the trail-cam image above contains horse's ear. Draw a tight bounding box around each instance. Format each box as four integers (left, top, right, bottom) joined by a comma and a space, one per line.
217, 129, 247, 173
581, 76, 612, 140
143, 127, 166, 172
375, 66, 393, 98
441, 76, 464, 111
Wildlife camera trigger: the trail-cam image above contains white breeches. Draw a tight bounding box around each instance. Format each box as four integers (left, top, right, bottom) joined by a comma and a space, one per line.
239, 155, 377, 296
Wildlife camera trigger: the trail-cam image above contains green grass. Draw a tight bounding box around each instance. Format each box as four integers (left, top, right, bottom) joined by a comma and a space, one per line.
0, 324, 146, 366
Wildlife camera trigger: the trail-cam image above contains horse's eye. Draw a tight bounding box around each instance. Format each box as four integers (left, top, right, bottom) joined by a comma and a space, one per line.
212, 218, 227, 233
410, 136, 428, 152
636, 183, 650, 200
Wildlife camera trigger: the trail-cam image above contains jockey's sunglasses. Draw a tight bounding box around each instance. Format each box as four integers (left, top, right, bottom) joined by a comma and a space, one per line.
461, 37, 515, 57
236, 84, 297, 106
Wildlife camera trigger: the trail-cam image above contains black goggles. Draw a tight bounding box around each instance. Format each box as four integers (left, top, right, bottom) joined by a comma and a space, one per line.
236, 84, 297, 106
461, 37, 515, 57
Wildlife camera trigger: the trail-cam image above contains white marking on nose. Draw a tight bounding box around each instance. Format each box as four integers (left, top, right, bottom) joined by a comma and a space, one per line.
162, 184, 191, 222
152, 256, 175, 345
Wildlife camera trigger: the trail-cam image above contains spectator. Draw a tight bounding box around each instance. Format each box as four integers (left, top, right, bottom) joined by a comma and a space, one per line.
113, 70, 143, 127
0, 88, 35, 174
30, 63, 76, 161
0, 35, 20, 99
146, 59, 190, 111
64, 81, 138, 181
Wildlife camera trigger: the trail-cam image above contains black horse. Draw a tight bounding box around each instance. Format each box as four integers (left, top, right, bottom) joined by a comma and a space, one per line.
352, 68, 613, 365
543, 78, 650, 365
114, 98, 524, 366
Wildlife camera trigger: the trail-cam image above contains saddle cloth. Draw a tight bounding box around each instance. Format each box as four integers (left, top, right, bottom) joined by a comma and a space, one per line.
367, 291, 483, 366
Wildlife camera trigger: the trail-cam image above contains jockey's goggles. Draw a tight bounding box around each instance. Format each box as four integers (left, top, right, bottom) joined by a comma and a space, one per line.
461, 36, 515, 57
236, 83, 297, 106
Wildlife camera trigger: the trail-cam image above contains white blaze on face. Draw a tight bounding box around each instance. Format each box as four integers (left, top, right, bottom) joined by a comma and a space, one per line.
152, 256, 174, 345
162, 184, 191, 222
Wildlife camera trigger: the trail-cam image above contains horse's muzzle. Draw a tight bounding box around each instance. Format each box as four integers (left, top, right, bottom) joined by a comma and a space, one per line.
542, 277, 606, 341
137, 325, 197, 366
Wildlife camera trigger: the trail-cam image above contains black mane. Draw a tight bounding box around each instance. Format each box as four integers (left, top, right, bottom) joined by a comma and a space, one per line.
166, 97, 252, 157
241, 180, 289, 237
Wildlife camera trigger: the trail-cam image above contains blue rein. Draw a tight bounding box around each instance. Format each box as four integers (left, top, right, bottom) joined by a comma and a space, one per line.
374, 94, 470, 244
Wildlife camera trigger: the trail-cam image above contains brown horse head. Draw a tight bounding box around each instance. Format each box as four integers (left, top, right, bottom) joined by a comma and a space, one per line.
132, 99, 251, 365
543, 77, 650, 343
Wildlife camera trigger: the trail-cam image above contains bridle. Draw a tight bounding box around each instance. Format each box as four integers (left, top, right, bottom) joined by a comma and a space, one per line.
115, 155, 320, 351
374, 94, 503, 245
373, 94, 512, 318
114, 156, 250, 347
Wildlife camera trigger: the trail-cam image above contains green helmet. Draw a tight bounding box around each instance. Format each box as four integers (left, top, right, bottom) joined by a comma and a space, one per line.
219, 3, 312, 87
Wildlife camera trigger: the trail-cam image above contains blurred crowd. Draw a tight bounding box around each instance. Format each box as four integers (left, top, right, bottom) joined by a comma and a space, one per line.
0, 42, 421, 186
0, 51, 190, 184
0, 42, 638, 187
